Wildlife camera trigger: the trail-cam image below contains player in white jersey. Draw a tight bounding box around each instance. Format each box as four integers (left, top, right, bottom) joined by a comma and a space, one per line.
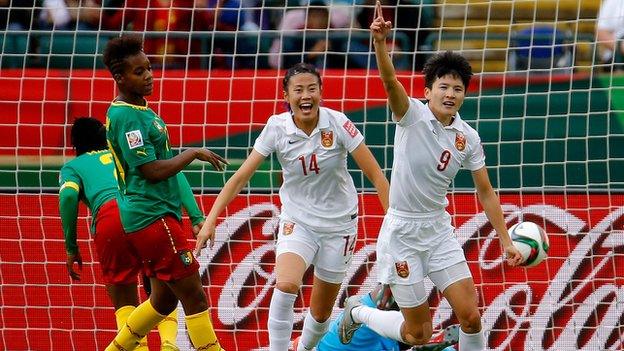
339, 3, 523, 351
195, 62, 390, 351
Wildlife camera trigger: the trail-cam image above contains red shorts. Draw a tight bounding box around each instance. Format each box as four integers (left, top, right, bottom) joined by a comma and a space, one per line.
94, 199, 141, 285
126, 215, 199, 281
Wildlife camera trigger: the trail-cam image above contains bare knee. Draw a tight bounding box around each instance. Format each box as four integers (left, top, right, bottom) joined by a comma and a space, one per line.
150, 292, 179, 315
459, 310, 482, 334
402, 322, 433, 346
106, 284, 139, 310
275, 281, 300, 295
309, 308, 331, 323
177, 287, 208, 314
167, 276, 208, 315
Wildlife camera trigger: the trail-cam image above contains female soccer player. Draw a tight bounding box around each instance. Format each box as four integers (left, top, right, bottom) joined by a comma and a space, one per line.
295, 284, 458, 351
59, 117, 205, 350
102, 36, 227, 351
195, 62, 390, 351
339, 3, 523, 351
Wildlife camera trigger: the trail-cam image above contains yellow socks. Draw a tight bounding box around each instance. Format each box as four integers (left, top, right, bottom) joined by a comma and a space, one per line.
114, 306, 135, 332
186, 309, 222, 351
114, 306, 148, 350
105, 300, 165, 351
158, 308, 179, 350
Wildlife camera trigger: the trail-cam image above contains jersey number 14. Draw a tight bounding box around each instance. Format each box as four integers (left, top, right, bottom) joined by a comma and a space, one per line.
298, 154, 320, 176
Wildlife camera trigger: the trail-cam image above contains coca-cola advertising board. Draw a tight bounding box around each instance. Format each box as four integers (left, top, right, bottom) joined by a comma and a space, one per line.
1, 193, 623, 350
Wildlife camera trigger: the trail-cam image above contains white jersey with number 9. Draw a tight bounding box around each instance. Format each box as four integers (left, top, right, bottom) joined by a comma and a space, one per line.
390, 98, 485, 216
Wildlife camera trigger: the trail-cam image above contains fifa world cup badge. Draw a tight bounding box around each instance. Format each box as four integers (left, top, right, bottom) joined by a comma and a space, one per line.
395, 261, 410, 278
455, 132, 466, 151
283, 222, 295, 236
320, 130, 334, 148
179, 250, 194, 266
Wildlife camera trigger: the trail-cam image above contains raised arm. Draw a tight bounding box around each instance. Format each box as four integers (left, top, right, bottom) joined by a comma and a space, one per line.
370, 0, 410, 120
194, 150, 267, 256
351, 142, 389, 213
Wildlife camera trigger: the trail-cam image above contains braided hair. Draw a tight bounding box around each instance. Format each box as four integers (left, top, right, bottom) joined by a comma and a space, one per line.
102, 35, 143, 77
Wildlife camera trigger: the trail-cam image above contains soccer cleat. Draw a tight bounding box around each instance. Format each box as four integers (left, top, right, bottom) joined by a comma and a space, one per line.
338, 295, 363, 344
410, 324, 460, 351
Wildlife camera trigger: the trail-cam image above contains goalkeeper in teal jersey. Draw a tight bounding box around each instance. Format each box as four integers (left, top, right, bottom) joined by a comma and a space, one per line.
292, 284, 458, 351
103, 35, 227, 351
59, 116, 204, 350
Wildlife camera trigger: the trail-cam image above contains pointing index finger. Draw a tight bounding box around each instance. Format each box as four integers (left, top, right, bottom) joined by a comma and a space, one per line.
375, 0, 383, 21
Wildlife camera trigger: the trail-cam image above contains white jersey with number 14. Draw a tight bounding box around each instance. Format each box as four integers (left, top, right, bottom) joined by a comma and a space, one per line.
254, 107, 364, 231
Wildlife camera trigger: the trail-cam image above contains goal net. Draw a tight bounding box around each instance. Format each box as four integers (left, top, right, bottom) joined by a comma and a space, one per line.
1, 0, 623, 350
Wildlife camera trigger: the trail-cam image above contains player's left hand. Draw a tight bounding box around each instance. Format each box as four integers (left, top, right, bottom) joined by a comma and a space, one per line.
66, 251, 83, 281
503, 244, 523, 267
196, 149, 229, 171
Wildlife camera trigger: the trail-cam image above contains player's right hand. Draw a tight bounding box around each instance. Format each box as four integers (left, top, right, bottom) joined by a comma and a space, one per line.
196, 149, 228, 171
370, 0, 392, 43
194, 220, 216, 257
66, 251, 83, 281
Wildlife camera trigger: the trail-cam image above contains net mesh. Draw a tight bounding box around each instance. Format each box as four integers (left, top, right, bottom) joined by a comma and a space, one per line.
1, 0, 623, 350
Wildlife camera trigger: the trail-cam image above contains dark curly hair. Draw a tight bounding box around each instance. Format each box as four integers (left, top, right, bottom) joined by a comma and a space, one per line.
71, 117, 107, 156
423, 51, 473, 90
282, 62, 323, 91
102, 35, 144, 76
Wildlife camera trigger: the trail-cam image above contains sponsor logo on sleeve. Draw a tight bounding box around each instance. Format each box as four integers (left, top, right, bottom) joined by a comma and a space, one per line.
125, 130, 144, 149
343, 120, 358, 138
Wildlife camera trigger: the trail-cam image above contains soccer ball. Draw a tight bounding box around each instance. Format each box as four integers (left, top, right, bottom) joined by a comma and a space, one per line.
509, 221, 549, 267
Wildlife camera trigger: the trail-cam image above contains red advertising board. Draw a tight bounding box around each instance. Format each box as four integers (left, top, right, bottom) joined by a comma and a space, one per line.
1, 193, 623, 350
0, 69, 574, 157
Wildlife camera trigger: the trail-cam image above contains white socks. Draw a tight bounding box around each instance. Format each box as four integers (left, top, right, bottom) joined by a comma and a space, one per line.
459, 328, 485, 351
296, 313, 330, 351
351, 305, 404, 342
268, 289, 298, 351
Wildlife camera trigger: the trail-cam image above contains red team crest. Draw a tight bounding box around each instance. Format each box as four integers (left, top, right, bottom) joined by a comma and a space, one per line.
283, 222, 295, 236
320, 130, 334, 148
395, 261, 410, 278
455, 132, 466, 151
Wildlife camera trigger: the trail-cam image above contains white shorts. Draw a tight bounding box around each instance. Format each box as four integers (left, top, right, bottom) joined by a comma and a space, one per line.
275, 219, 357, 284
376, 210, 468, 287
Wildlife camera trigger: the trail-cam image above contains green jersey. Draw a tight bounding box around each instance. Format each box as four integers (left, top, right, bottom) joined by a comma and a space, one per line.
106, 100, 185, 232
58, 149, 118, 253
